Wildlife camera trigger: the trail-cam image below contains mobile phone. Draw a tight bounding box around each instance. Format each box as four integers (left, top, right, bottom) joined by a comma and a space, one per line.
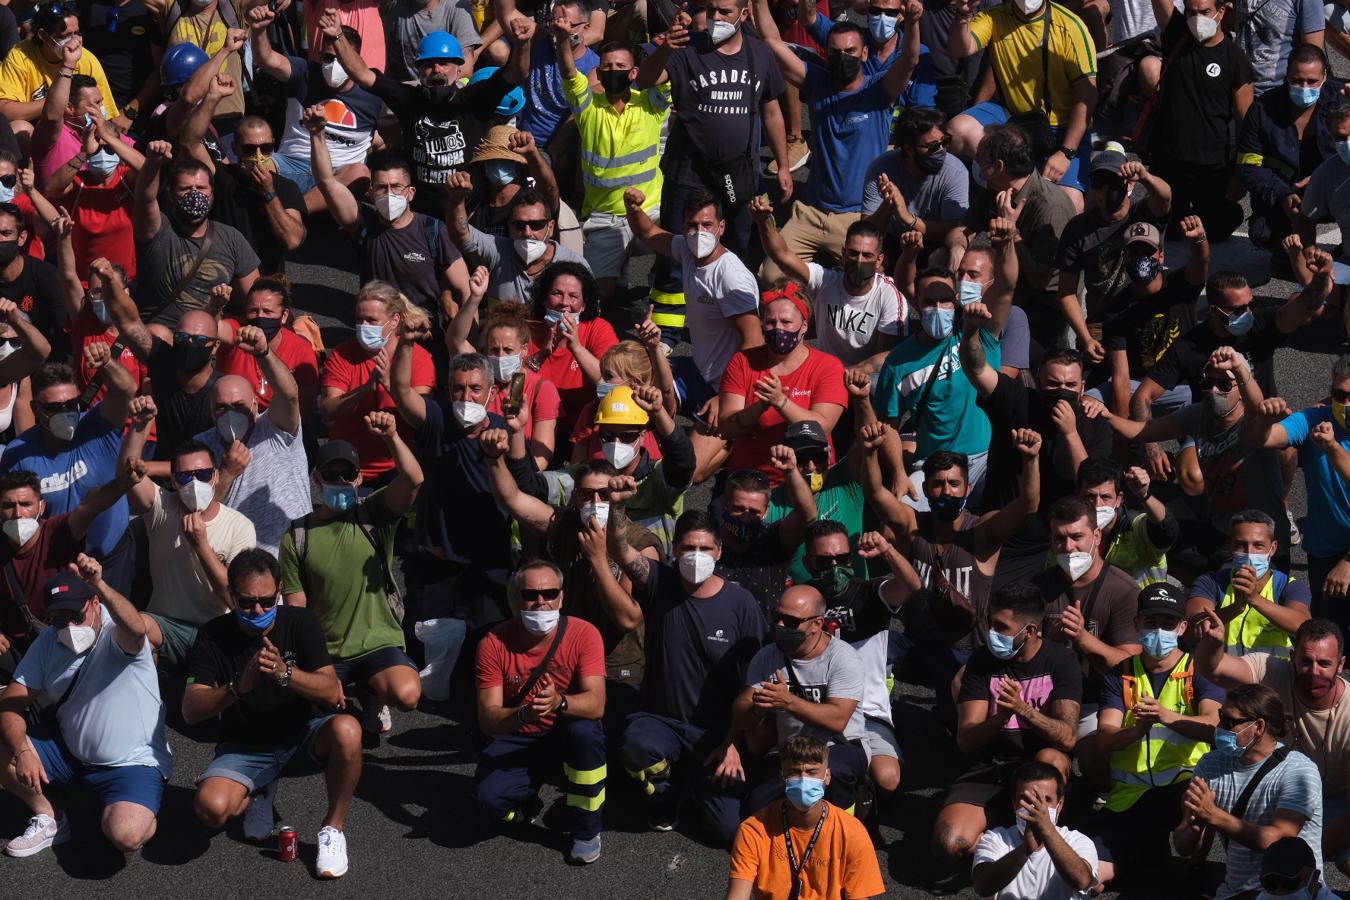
507, 371, 526, 409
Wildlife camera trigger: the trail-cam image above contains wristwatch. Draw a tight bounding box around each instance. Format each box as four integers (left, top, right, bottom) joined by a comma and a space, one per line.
1057, 146, 1075, 159
557, 695, 569, 716
276, 660, 293, 688
261, 191, 278, 203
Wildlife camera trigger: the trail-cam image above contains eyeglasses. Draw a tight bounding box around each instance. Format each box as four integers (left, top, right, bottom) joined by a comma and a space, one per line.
318, 467, 358, 484
1218, 714, 1254, 730
520, 587, 562, 602
512, 218, 550, 232
774, 611, 821, 629
1215, 305, 1252, 321
599, 429, 643, 444
369, 183, 409, 196
807, 553, 853, 570
231, 590, 277, 609
174, 332, 215, 348
574, 486, 611, 502
37, 399, 81, 415
173, 468, 214, 486
237, 142, 274, 156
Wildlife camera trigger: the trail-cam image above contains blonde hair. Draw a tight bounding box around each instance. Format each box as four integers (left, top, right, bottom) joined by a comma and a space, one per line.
355, 280, 418, 321
602, 341, 653, 387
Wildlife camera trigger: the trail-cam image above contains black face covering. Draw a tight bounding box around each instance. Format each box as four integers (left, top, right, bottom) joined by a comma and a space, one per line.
826, 50, 862, 84
251, 315, 283, 342
598, 68, 632, 95
0, 240, 18, 268
174, 342, 213, 374
1039, 387, 1078, 408
423, 82, 456, 103
914, 148, 947, 175
773, 624, 809, 655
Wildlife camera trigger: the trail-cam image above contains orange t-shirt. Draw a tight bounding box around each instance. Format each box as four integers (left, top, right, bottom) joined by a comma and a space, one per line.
729, 802, 886, 900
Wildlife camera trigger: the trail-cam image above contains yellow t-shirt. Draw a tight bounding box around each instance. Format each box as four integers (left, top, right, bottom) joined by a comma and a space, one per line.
730, 802, 886, 900
0, 39, 122, 118
168, 2, 245, 118
970, 2, 1096, 126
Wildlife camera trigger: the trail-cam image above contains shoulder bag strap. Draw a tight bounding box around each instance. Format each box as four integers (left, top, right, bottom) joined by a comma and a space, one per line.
506, 615, 570, 708
155, 223, 216, 324
1039, 4, 1052, 117
355, 502, 405, 623
904, 337, 953, 435
783, 656, 850, 745
5, 558, 43, 637
1226, 746, 1292, 843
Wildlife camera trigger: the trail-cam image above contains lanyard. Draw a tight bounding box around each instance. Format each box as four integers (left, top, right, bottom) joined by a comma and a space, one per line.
781, 801, 828, 900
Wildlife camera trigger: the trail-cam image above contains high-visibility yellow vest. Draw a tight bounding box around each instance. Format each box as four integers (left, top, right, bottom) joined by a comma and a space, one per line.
1106, 654, 1208, 812
1219, 570, 1294, 659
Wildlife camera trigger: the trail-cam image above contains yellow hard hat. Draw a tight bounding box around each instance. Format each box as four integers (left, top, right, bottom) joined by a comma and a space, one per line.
594, 386, 650, 426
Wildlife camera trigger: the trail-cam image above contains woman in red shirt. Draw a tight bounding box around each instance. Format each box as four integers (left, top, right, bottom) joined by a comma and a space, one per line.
217, 277, 320, 426
320, 280, 435, 484
715, 285, 848, 485
526, 261, 618, 445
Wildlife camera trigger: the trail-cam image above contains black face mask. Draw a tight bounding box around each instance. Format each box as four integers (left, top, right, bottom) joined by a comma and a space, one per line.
598, 68, 632, 95
423, 82, 456, 103
773, 624, 810, 655
826, 50, 862, 84
173, 342, 213, 374
1040, 387, 1078, 408
914, 148, 947, 175
0, 240, 19, 268
1100, 183, 1128, 211
251, 315, 283, 342
843, 258, 875, 290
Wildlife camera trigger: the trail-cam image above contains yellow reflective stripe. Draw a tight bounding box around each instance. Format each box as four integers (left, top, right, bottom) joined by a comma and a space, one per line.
1237, 152, 1265, 167
650, 312, 685, 327
845, 804, 856, 816
567, 787, 606, 811
625, 759, 668, 781
502, 810, 519, 822
564, 763, 607, 786
650, 290, 685, 306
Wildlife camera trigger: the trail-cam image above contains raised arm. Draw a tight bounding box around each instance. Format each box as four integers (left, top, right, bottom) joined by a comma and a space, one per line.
502, 16, 537, 85
246, 6, 293, 81
176, 73, 235, 172
68, 453, 146, 540
507, 129, 560, 216
481, 429, 557, 537
303, 103, 359, 233
748, 196, 810, 283
636, 13, 691, 88
318, 10, 375, 89
882, 0, 924, 101
605, 476, 656, 590
624, 188, 674, 257
769, 446, 819, 550
752, 0, 806, 86
388, 316, 429, 429
0, 299, 50, 385
133, 140, 172, 243
959, 302, 1000, 398
94, 256, 154, 362
121, 397, 158, 514
83, 340, 134, 428
444, 171, 475, 251
948, 0, 981, 60
71, 552, 146, 655
446, 265, 488, 355
977, 429, 1042, 552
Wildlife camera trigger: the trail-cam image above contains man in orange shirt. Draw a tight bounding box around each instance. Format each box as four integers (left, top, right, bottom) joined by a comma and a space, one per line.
728, 735, 885, 900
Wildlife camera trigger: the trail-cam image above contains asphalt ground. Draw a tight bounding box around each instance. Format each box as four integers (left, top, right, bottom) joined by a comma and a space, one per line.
2, 149, 1349, 900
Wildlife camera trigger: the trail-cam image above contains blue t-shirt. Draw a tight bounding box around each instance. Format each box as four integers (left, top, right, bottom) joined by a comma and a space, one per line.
872, 327, 1001, 458
0, 410, 126, 557
516, 41, 598, 146
1280, 405, 1350, 557
799, 66, 896, 212
806, 17, 938, 109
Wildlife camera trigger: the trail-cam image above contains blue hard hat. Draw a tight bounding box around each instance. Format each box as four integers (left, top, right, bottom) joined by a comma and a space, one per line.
468, 66, 525, 117
161, 43, 209, 89
416, 31, 464, 63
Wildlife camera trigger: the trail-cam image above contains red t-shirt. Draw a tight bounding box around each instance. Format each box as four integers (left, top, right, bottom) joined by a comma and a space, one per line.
13, 194, 43, 262
570, 397, 664, 464
529, 318, 619, 440
321, 337, 435, 480
69, 304, 155, 440
475, 615, 606, 735
720, 346, 848, 483
65, 169, 137, 280
484, 368, 561, 443
217, 325, 320, 410
0, 514, 81, 640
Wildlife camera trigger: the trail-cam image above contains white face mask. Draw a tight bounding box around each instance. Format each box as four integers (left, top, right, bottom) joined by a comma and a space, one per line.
513, 238, 548, 264
602, 440, 638, 469
581, 500, 609, 528
322, 58, 349, 89
1014, 0, 1044, 13
1057, 549, 1095, 581
357, 323, 387, 352
1095, 505, 1116, 530
678, 550, 716, 585
520, 608, 560, 635
178, 478, 215, 512
374, 193, 408, 222
686, 229, 717, 260
452, 400, 488, 428
0, 342, 15, 362
48, 411, 79, 442
215, 409, 252, 443
1188, 13, 1219, 41
709, 18, 738, 44
1014, 805, 1059, 835
58, 623, 97, 654
488, 354, 521, 383
2, 516, 39, 546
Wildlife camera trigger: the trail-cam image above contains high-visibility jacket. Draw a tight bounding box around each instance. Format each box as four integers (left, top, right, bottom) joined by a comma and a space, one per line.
1106, 653, 1208, 813
563, 71, 669, 218
1218, 570, 1294, 659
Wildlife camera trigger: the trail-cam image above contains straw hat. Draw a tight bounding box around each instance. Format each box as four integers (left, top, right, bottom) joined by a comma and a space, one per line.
471, 125, 527, 166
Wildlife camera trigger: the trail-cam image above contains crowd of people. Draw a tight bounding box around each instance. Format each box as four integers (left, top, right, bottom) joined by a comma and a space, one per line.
0, 0, 1345, 895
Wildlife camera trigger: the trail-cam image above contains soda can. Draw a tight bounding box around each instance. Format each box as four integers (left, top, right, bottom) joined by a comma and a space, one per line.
278, 826, 298, 862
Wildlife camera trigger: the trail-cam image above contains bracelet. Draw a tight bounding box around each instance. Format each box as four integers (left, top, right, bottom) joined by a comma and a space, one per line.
16, 746, 31, 756
56, 70, 73, 78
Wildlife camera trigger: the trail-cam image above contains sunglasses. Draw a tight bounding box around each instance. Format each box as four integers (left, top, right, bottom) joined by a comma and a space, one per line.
1215, 305, 1252, 321
319, 467, 358, 484
574, 486, 611, 502
1089, 175, 1123, 190
599, 429, 643, 444
37, 399, 81, 415
237, 142, 274, 156
1259, 873, 1310, 895
807, 553, 853, 570
866, 4, 899, 14
730, 469, 771, 487
774, 612, 820, 629
231, 590, 277, 609
512, 218, 550, 232
47, 608, 86, 628
1219, 714, 1254, 730
520, 587, 562, 602
914, 136, 949, 153
173, 468, 214, 486
174, 332, 215, 348
1332, 389, 1350, 404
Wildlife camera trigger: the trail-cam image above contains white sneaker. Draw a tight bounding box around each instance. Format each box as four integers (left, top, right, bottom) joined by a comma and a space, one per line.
362, 703, 393, 735
243, 781, 278, 841
315, 825, 349, 878
5, 812, 71, 857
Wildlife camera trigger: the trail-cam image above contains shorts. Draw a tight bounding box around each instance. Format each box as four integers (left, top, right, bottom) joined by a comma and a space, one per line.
147, 613, 200, 668
198, 715, 334, 794
942, 759, 1017, 813
670, 354, 719, 418
581, 210, 651, 280
961, 101, 1092, 193
1086, 379, 1193, 414
272, 153, 318, 195
863, 717, 903, 762
30, 723, 166, 814
332, 646, 418, 686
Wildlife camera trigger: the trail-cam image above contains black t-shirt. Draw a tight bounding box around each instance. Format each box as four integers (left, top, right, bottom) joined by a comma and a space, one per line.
210, 164, 306, 276
0, 256, 63, 341
357, 209, 463, 316
415, 401, 512, 573
906, 514, 991, 651
1102, 269, 1206, 380
1148, 302, 1283, 395
662, 35, 786, 189
958, 640, 1083, 758
717, 521, 796, 618
1054, 198, 1166, 316
145, 338, 219, 454
368, 70, 511, 193
635, 560, 767, 729
79, 0, 164, 108
186, 606, 334, 746
979, 375, 1114, 509
822, 578, 895, 645
1151, 16, 1255, 165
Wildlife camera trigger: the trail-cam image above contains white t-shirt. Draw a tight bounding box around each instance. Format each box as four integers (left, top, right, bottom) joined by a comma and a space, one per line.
673, 235, 760, 389
971, 824, 1099, 900
807, 263, 906, 365
15, 608, 172, 776
144, 489, 257, 625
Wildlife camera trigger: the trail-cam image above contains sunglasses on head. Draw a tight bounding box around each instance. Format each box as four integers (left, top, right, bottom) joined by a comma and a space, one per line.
774, 611, 820, 629
173, 468, 213, 486
520, 587, 561, 602
231, 590, 277, 609
730, 469, 770, 487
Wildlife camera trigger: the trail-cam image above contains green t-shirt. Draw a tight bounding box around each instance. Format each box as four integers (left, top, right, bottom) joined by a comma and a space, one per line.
766, 462, 866, 584
279, 488, 405, 661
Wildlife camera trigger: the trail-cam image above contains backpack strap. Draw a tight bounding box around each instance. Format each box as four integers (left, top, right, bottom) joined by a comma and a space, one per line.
354, 502, 405, 623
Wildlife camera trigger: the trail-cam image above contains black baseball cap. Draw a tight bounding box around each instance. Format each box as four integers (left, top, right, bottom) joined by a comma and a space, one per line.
783, 421, 828, 455
1137, 582, 1184, 619
1090, 149, 1127, 177
1260, 836, 1316, 886
315, 441, 360, 476
43, 572, 95, 615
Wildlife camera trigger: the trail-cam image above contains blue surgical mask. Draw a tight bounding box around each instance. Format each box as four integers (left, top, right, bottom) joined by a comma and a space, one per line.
236, 605, 277, 633
1140, 627, 1179, 659
321, 483, 357, 512
1338, 140, 1350, 165
1214, 721, 1255, 754
87, 148, 120, 176
1233, 551, 1271, 580
957, 279, 983, 306
784, 775, 826, 811
929, 493, 967, 522
1289, 84, 1321, 108
596, 381, 616, 399
484, 159, 518, 188
1223, 309, 1255, 336
987, 625, 1026, 660
972, 162, 989, 189
867, 11, 898, 42
921, 306, 955, 339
